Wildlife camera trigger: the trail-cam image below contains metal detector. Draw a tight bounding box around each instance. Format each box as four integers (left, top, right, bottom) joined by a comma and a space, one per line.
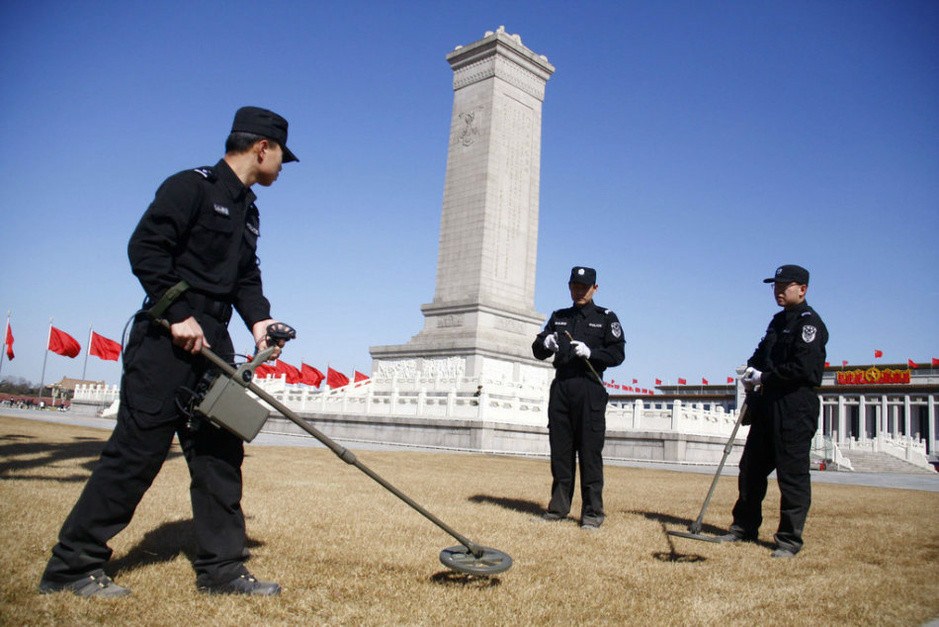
163, 320, 513, 576
666, 402, 749, 543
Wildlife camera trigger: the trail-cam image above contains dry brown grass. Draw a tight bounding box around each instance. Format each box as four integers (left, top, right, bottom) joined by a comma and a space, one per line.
1, 414, 937, 626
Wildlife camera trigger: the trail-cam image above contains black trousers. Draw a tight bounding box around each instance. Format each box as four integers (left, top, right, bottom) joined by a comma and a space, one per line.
42, 313, 249, 587
730, 390, 818, 553
546, 377, 608, 522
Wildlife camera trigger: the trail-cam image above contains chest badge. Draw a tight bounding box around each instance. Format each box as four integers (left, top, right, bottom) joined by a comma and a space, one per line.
802, 325, 817, 343
213, 204, 231, 217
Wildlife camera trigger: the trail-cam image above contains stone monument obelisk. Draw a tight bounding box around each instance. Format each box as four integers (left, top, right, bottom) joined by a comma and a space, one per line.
370, 27, 555, 385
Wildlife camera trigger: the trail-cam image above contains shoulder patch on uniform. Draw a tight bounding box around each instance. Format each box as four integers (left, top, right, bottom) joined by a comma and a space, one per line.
611, 321, 622, 339
192, 166, 217, 182
802, 325, 817, 343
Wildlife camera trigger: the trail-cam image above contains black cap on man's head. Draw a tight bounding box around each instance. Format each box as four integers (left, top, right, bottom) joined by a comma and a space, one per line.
763, 264, 810, 285
231, 106, 298, 163
569, 266, 597, 285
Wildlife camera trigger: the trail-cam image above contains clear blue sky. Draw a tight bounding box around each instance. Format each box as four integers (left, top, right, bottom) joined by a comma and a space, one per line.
1, 0, 937, 390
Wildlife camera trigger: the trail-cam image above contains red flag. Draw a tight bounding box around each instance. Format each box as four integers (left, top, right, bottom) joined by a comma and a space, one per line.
874, 349, 883, 359
89, 331, 121, 361
49, 326, 81, 358
842, 360, 848, 367
253, 362, 275, 378
3, 322, 13, 360
655, 378, 662, 385
824, 362, 830, 368
726, 376, 734, 384
276, 360, 301, 384
353, 370, 369, 383
301, 363, 325, 387
327, 367, 350, 388
632, 378, 638, 384
677, 377, 687, 385
932, 358, 939, 367
702, 378, 709, 385
907, 359, 918, 369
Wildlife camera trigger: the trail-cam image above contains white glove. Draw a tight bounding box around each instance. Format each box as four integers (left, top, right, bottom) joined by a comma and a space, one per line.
571, 340, 591, 359
543, 333, 559, 353
742, 367, 763, 391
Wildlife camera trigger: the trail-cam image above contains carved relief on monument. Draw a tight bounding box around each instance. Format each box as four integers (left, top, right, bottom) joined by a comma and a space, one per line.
452, 57, 497, 90
436, 314, 464, 328
456, 107, 483, 147
494, 316, 525, 334
492, 96, 534, 286
420, 356, 466, 378
493, 55, 547, 100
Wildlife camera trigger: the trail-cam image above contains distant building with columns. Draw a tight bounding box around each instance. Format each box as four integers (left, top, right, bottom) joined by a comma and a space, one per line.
610, 362, 938, 460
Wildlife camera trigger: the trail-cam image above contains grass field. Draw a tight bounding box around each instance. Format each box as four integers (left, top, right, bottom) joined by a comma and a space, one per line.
1, 415, 937, 625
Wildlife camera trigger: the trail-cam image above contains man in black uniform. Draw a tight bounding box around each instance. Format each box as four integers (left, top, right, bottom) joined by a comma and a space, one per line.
721, 264, 828, 558
39, 106, 298, 597
532, 266, 625, 529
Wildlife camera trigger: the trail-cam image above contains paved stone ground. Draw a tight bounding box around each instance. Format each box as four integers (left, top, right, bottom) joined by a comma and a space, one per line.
5, 408, 938, 493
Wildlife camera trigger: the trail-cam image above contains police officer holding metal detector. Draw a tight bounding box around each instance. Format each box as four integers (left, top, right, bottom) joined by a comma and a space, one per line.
39, 106, 298, 597
532, 266, 625, 529
720, 264, 828, 557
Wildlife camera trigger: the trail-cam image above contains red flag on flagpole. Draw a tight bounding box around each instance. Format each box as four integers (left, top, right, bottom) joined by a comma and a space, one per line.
655, 378, 662, 385
677, 377, 687, 385
327, 367, 350, 388
353, 370, 369, 383
726, 376, 734, 384
874, 349, 883, 359
932, 358, 939, 367
276, 360, 301, 384
89, 331, 122, 361
301, 363, 325, 387
841, 360, 848, 367
49, 326, 81, 358
4, 322, 13, 360
632, 378, 638, 384
907, 359, 918, 369
702, 378, 709, 385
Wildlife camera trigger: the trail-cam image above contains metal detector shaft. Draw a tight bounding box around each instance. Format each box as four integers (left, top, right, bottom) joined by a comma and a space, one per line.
685, 401, 748, 535
193, 342, 484, 557
562, 331, 604, 386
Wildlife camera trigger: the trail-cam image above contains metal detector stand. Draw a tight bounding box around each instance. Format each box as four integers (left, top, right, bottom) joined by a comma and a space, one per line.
191, 338, 512, 576
666, 402, 748, 543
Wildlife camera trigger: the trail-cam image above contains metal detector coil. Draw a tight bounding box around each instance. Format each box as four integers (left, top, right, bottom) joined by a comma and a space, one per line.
439, 545, 513, 576
195, 348, 276, 442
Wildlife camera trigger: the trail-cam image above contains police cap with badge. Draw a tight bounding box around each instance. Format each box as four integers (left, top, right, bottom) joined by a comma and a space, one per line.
764, 264, 809, 285
231, 106, 299, 163
569, 266, 597, 285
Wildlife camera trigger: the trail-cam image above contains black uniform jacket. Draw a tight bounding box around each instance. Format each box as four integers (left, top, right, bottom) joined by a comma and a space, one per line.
532, 302, 626, 381
748, 301, 828, 398
128, 159, 271, 328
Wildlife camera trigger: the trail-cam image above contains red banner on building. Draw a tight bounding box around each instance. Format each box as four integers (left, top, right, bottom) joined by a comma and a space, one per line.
836, 366, 910, 386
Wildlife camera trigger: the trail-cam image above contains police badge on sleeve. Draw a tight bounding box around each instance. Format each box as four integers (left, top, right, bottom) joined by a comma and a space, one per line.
611, 322, 622, 339
802, 325, 817, 343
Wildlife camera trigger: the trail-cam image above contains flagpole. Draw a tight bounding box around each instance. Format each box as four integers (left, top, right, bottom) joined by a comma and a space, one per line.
82, 325, 92, 380
0, 311, 9, 378
39, 318, 52, 404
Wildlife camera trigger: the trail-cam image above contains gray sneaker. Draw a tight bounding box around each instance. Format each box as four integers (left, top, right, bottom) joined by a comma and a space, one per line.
38, 570, 131, 598
200, 573, 281, 596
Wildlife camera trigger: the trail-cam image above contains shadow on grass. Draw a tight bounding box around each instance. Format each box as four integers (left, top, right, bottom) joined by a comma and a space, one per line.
653, 523, 707, 563
468, 494, 543, 516
110, 518, 266, 577
0, 433, 182, 482
628, 510, 775, 552
430, 571, 503, 588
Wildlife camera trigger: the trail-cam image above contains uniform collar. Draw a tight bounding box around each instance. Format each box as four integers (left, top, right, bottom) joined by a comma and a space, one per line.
572, 301, 599, 316
215, 159, 257, 206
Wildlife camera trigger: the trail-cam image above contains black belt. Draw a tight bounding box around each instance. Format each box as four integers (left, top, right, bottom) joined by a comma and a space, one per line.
144, 292, 232, 324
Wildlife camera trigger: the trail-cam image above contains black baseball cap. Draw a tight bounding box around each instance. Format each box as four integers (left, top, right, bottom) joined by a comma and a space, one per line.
764, 264, 810, 285
231, 106, 298, 163
569, 266, 597, 285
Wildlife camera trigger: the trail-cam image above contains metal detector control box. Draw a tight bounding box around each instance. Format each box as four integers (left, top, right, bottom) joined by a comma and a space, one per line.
195, 348, 276, 442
